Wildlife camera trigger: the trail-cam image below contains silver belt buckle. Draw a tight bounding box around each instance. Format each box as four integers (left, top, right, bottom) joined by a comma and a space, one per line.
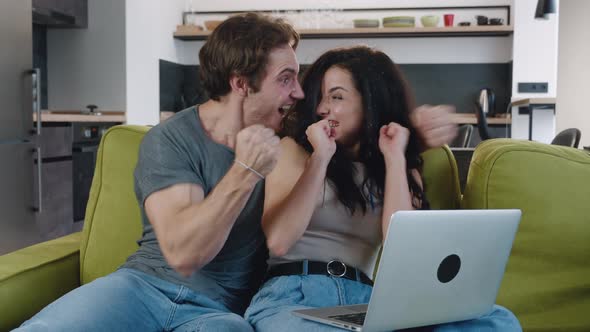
327, 260, 347, 277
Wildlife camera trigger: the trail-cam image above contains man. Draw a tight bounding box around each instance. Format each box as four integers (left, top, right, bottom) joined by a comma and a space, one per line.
17, 13, 456, 331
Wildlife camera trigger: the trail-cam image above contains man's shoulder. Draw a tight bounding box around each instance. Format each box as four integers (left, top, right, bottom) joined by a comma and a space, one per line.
142, 107, 200, 146
153, 107, 198, 134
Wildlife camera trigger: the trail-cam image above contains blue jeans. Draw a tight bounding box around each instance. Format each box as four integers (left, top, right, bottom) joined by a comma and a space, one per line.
244, 275, 522, 332
16, 268, 253, 332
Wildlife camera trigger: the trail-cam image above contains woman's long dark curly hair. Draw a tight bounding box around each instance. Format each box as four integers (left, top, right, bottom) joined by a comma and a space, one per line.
282, 46, 429, 215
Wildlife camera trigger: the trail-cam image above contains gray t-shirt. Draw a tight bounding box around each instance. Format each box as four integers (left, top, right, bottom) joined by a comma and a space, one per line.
122, 106, 267, 314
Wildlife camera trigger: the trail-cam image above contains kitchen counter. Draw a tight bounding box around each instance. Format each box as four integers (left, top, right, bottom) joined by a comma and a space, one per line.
34, 110, 126, 123
451, 113, 511, 125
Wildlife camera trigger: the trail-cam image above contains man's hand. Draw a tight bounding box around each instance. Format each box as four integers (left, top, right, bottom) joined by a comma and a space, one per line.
235, 125, 281, 178
410, 105, 458, 150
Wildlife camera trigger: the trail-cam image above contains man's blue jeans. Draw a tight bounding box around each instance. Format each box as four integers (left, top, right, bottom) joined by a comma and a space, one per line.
245, 275, 522, 332
16, 268, 253, 331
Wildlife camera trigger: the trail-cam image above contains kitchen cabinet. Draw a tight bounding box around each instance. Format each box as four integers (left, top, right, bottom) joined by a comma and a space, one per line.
32, 0, 87, 28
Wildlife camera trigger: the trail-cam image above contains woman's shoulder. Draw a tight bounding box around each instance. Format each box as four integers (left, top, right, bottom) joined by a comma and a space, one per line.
265, 137, 309, 183
279, 137, 309, 166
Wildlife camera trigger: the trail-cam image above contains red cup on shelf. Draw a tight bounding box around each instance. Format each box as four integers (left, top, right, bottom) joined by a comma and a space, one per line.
444, 14, 454, 27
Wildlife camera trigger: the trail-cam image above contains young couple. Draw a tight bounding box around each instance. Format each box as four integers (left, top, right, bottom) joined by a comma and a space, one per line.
17, 13, 520, 332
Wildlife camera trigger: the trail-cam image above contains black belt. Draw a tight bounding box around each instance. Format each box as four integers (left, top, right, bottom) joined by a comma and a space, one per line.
265, 260, 373, 286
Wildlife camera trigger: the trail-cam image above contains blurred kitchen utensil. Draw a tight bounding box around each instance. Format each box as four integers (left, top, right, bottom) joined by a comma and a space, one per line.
477, 88, 496, 116
476, 15, 489, 25
489, 18, 504, 25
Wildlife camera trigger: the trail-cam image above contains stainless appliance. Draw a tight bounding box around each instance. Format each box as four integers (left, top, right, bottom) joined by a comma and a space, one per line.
1, 0, 43, 254
477, 88, 496, 116
33, 123, 74, 240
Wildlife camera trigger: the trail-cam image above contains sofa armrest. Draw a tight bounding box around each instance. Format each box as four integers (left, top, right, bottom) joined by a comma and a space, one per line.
0, 232, 82, 331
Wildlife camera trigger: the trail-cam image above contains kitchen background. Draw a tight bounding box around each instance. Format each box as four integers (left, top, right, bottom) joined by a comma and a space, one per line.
2, 0, 589, 254
40, 0, 561, 141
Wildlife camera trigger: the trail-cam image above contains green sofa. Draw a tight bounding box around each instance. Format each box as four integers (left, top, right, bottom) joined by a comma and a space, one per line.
1, 126, 589, 331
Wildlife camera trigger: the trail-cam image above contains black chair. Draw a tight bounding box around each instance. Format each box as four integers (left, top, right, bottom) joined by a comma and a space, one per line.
450, 124, 474, 148
474, 103, 493, 140
551, 128, 581, 148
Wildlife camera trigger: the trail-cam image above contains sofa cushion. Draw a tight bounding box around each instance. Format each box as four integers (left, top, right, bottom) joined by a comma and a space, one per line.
80, 125, 149, 284
421, 145, 461, 210
462, 138, 590, 331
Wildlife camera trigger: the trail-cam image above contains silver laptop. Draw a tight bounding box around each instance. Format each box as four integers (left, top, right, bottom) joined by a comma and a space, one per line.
293, 209, 521, 332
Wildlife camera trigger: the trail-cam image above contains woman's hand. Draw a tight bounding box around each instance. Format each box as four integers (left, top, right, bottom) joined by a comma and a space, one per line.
379, 122, 410, 163
306, 119, 337, 163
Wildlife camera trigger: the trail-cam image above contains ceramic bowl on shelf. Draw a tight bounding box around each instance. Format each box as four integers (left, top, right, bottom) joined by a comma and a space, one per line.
382, 16, 415, 28
353, 19, 380, 28
420, 15, 439, 27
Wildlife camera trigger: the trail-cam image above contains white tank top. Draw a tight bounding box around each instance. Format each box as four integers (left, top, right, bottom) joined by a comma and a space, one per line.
268, 163, 382, 277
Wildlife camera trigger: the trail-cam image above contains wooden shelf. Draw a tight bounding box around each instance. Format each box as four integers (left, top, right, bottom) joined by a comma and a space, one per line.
173, 25, 514, 41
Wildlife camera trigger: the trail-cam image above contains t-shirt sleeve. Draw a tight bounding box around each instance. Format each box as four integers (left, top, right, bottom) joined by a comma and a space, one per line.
134, 127, 205, 206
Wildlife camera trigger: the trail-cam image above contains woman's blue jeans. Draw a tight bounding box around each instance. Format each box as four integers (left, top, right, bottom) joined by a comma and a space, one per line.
16, 268, 253, 332
245, 275, 522, 332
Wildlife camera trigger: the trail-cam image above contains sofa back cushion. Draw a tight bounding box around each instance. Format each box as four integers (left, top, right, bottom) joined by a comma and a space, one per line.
79, 125, 148, 284
462, 138, 590, 331
421, 145, 461, 210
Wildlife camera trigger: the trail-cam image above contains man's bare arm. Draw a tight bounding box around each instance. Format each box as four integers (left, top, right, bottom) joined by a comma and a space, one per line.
145, 165, 260, 277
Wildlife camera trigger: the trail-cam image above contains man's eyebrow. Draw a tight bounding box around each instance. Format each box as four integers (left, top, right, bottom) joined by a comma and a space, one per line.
277, 68, 297, 76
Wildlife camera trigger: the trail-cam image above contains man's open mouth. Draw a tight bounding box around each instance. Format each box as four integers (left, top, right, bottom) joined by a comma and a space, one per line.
278, 105, 292, 116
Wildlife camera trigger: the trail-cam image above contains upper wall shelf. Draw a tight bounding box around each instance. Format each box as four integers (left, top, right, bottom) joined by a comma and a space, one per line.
173, 25, 514, 41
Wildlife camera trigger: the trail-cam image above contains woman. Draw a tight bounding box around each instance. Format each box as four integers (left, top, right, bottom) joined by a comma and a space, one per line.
245, 46, 520, 331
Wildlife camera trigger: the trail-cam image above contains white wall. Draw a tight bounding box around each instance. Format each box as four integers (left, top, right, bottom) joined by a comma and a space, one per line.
125, 0, 191, 125
557, 0, 590, 148
125, 0, 158, 125
47, 0, 126, 112
510, 0, 559, 142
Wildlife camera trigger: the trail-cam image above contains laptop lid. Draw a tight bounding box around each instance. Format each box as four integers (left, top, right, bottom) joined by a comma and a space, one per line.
362, 209, 521, 331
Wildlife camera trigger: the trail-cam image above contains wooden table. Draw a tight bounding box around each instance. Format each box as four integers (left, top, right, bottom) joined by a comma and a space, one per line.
511, 98, 556, 140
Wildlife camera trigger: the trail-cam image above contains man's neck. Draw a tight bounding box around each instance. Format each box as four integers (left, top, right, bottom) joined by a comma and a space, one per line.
199, 97, 244, 150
